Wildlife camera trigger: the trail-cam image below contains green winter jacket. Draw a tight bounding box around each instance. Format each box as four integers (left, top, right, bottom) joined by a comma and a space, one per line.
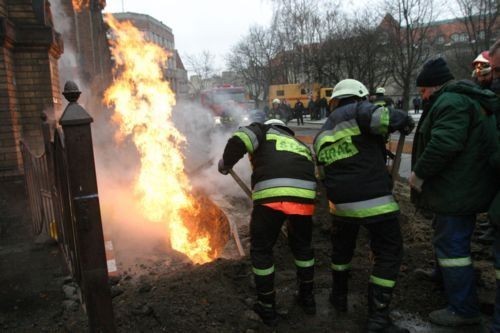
488, 85, 500, 225
412, 80, 500, 215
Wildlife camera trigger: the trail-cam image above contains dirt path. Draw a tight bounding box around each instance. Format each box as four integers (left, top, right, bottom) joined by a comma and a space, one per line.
1, 179, 496, 332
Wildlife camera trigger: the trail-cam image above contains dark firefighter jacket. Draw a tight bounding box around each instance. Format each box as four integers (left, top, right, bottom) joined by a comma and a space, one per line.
411, 80, 500, 215
373, 95, 394, 107
313, 100, 410, 223
222, 122, 317, 205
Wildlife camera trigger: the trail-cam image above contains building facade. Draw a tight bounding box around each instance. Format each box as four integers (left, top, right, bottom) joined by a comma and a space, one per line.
111, 12, 188, 99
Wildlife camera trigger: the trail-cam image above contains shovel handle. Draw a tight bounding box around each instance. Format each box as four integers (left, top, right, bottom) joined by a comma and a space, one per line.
229, 169, 252, 199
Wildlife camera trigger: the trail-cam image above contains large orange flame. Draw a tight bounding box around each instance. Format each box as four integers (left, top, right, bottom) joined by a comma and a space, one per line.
103, 14, 213, 264
72, 0, 89, 11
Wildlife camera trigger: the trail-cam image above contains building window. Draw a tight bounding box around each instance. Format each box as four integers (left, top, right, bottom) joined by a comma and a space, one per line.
450, 33, 459, 42
459, 33, 468, 42
436, 36, 445, 44
277, 90, 284, 97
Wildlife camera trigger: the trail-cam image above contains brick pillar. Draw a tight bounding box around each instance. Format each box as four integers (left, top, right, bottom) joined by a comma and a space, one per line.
0, 0, 63, 177
0, 9, 21, 177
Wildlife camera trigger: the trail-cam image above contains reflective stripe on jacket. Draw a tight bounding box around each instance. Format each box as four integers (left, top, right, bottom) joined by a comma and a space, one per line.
222, 122, 317, 205
314, 101, 409, 222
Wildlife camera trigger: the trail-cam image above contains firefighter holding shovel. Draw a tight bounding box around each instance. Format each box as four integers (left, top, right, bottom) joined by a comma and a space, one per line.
218, 119, 317, 326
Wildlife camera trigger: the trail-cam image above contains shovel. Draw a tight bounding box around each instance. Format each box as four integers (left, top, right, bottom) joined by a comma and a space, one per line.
391, 133, 406, 182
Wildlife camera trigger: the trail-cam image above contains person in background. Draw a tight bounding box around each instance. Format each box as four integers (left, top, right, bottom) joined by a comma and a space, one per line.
471, 50, 493, 89
396, 98, 403, 109
319, 95, 328, 119
373, 87, 394, 107
306, 96, 315, 120
218, 119, 317, 326
470, 50, 497, 245
268, 99, 281, 120
314, 79, 414, 333
412, 96, 421, 114
294, 98, 305, 126
410, 56, 499, 327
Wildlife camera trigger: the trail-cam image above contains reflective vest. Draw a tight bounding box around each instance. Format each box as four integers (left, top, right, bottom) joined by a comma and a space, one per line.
226, 124, 317, 205
314, 101, 399, 222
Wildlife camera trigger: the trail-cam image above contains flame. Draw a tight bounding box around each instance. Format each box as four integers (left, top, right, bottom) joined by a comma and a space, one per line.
103, 14, 214, 264
72, 0, 89, 11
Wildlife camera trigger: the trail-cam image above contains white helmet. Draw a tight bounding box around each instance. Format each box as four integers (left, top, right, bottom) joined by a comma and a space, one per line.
376, 87, 386, 95
272, 98, 281, 104
472, 51, 490, 66
264, 119, 286, 127
332, 79, 369, 99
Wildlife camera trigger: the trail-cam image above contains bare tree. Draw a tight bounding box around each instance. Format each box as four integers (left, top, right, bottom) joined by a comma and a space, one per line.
226, 26, 282, 108
269, 0, 341, 85
383, 0, 435, 110
448, 0, 499, 77
185, 50, 217, 94
455, 0, 499, 54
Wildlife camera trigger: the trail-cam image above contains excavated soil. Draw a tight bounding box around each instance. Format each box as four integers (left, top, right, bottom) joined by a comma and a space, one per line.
0, 179, 497, 332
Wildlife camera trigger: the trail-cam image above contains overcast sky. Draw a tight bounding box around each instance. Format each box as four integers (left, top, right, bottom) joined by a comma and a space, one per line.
104, 0, 275, 72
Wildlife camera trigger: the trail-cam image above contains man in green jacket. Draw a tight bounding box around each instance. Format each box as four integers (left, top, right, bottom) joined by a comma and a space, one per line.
488, 39, 500, 333
410, 57, 499, 327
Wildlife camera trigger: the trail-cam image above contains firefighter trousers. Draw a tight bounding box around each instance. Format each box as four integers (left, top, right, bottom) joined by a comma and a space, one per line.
331, 216, 403, 288
250, 204, 315, 305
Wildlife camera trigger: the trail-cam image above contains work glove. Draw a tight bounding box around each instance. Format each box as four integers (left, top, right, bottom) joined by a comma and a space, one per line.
401, 115, 415, 135
408, 171, 423, 192
218, 159, 231, 175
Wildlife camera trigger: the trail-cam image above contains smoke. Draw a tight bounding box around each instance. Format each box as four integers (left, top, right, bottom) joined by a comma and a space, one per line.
172, 101, 253, 201
51, 0, 91, 115
50, 3, 250, 272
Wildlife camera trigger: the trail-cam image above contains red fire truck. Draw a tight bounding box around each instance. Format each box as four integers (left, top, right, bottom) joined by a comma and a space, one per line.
200, 85, 249, 114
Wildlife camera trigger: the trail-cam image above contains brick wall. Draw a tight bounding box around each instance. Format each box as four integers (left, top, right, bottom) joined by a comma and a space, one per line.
0, 0, 63, 178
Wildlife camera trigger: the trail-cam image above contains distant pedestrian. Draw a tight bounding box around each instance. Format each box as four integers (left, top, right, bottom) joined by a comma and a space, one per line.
396, 98, 403, 109
412, 96, 421, 114
294, 99, 305, 125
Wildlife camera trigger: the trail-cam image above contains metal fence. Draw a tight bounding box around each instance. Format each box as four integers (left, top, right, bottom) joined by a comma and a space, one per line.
20, 81, 115, 332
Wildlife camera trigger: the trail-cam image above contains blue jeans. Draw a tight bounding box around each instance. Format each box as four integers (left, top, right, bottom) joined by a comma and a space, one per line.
433, 214, 479, 317
492, 228, 500, 332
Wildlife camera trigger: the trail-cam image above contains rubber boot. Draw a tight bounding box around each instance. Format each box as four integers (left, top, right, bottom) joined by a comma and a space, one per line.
296, 281, 316, 315
253, 291, 278, 327
367, 284, 409, 333
330, 270, 348, 312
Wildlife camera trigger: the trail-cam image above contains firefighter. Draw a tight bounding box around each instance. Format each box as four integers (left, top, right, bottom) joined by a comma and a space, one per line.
218, 119, 317, 326
373, 87, 394, 107
313, 79, 414, 333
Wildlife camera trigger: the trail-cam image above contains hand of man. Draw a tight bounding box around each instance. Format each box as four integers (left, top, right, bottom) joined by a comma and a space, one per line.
401, 115, 415, 135
408, 171, 423, 192
218, 159, 231, 175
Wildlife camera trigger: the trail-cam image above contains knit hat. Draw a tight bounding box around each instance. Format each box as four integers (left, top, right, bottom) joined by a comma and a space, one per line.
416, 57, 454, 87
